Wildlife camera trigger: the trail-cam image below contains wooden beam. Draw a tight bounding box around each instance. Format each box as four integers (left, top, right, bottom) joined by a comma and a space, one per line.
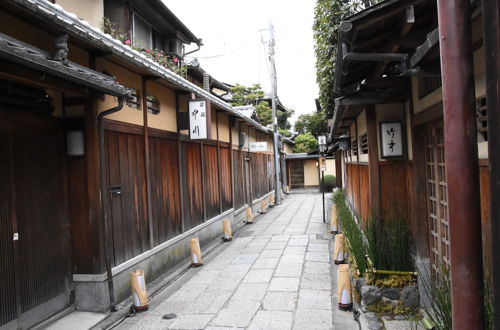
0, 61, 92, 96
216, 111, 222, 214
88, 56, 105, 274
142, 77, 154, 249
366, 106, 380, 215
370, 7, 415, 79
175, 92, 186, 233
229, 115, 235, 210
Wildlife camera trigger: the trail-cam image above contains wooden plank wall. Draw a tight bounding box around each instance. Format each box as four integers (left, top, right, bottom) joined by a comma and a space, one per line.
379, 162, 412, 219
345, 163, 370, 222
251, 153, 274, 201
220, 145, 232, 211
232, 149, 246, 209
149, 136, 181, 245
359, 166, 370, 221
203, 144, 220, 219
103, 121, 274, 265
182, 142, 204, 231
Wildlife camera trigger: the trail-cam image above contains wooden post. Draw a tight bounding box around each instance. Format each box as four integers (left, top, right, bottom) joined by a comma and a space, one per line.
142, 77, 154, 249
88, 56, 105, 274
483, 0, 500, 325
366, 106, 380, 216
437, 0, 484, 327
175, 92, 186, 233
335, 151, 342, 188
216, 111, 222, 213
229, 118, 235, 210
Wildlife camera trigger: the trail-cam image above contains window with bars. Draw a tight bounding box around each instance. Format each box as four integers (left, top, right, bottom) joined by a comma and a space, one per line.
351, 139, 358, 157
126, 88, 141, 109
418, 76, 442, 99
476, 97, 487, 142
360, 134, 368, 154
147, 95, 160, 115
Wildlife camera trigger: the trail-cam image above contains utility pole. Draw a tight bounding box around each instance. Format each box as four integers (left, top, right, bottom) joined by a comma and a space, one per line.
266, 24, 282, 204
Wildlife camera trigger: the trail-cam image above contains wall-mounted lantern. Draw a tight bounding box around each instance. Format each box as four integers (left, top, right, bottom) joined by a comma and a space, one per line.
338, 135, 351, 151
66, 130, 85, 156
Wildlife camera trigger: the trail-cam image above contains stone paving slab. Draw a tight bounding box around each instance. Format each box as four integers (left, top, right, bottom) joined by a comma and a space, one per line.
113, 193, 359, 330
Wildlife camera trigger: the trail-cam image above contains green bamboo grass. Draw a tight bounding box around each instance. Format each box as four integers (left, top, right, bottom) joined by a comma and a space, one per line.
365, 212, 414, 272
333, 189, 367, 275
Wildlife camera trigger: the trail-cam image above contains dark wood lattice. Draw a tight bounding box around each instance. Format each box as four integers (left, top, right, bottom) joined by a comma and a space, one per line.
425, 121, 450, 273
360, 134, 368, 154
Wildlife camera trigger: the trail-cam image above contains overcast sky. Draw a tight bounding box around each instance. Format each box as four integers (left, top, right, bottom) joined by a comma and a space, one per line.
163, 0, 319, 125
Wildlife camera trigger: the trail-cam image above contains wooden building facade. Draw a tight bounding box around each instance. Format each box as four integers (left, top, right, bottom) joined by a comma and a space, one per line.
329, 0, 499, 325
0, 0, 277, 328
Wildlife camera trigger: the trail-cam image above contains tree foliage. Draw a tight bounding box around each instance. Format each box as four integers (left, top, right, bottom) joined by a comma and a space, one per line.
294, 112, 328, 138
229, 84, 273, 126
293, 132, 318, 153
278, 108, 294, 130
313, 0, 377, 116
229, 84, 293, 130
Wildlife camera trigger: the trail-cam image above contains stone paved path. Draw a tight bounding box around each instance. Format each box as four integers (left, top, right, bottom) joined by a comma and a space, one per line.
115, 193, 358, 330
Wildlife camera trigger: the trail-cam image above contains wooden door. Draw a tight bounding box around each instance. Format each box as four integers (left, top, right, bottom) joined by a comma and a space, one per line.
105, 130, 149, 266
424, 121, 450, 272
0, 114, 71, 330
290, 160, 305, 189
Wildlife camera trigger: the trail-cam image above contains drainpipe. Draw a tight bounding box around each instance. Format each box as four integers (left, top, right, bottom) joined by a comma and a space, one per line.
97, 96, 126, 312
437, 0, 484, 328
184, 40, 203, 57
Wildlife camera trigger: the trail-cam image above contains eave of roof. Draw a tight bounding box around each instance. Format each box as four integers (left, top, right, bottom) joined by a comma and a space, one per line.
132, 0, 201, 45
0, 31, 129, 98
9, 0, 272, 134
285, 153, 320, 160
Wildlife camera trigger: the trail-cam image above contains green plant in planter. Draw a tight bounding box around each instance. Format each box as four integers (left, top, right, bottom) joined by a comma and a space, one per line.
333, 189, 367, 274
365, 211, 414, 272
369, 274, 416, 288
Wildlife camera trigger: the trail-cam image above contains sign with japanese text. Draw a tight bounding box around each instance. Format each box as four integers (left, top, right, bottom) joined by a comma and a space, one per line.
189, 99, 209, 140
380, 121, 404, 158
249, 142, 268, 152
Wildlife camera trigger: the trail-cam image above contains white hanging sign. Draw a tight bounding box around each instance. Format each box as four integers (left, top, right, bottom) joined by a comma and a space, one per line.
249, 142, 267, 152
380, 121, 404, 158
189, 99, 209, 140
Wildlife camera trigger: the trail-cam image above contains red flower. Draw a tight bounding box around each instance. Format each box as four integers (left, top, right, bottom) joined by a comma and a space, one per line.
173, 57, 179, 63
146, 49, 151, 53
124, 39, 131, 45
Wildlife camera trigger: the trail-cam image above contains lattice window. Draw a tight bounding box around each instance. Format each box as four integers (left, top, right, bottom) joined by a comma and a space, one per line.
147, 95, 160, 115
418, 76, 442, 99
360, 134, 368, 154
126, 88, 141, 109
476, 97, 487, 142
351, 139, 358, 157
425, 121, 450, 273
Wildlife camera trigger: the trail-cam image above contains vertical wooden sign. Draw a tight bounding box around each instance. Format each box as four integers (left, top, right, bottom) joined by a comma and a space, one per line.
188, 98, 211, 140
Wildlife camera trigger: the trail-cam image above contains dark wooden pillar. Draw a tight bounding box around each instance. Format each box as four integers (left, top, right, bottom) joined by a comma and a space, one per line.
88, 56, 105, 273
142, 77, 154, 248
366, 106, 380, 215
483, 0, 500, 325
335, 150, 342, 188
175, 92, 186, 232
216, 111, 222, 213
437, 0, 484, 327
229, 118, 234, 210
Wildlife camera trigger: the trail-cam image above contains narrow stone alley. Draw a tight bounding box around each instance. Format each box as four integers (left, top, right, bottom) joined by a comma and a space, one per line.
113, 193, 358, 330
